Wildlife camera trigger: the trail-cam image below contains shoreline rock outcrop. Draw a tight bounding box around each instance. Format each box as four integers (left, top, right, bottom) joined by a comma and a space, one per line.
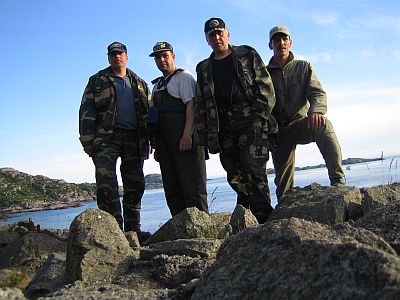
0, 182, 399, 299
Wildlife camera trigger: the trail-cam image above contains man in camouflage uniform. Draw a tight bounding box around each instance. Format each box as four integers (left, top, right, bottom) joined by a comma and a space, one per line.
196, 18, 277, 223
79, 42, 151, 240
267, 26, 345, 200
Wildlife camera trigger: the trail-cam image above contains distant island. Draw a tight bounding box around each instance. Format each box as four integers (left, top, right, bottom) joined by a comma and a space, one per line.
266, 157, 383, 174
0, 156, 384, 215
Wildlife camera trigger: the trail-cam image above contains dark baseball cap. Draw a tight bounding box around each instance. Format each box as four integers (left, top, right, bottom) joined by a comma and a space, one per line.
204, 17, 226, 34
149, 42, 174, 57
107, 42, 127, 54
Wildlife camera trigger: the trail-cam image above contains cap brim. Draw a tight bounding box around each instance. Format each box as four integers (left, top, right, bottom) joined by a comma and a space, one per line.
270, 31, 289, 41
149, 49, 171, 57
206, 27, 225, 35
107, 49, 125, 54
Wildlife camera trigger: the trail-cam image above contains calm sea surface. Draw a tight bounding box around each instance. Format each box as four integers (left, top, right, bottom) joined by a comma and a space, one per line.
1, 157, 399, 233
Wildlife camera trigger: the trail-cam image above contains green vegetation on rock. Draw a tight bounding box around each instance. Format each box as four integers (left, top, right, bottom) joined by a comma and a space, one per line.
0, 168, 95, 208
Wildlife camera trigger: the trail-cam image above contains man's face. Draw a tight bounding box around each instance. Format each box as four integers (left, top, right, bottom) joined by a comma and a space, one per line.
108, 51, 128, 69
154, 51, 176, 74
269, 33, 292, 57
206, 29, 230, 54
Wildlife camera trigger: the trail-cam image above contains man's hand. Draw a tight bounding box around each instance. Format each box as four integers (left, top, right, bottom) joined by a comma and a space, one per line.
153, 150, 159, 162
83, 145, 94, 157
308, 112, 325, 131
179, 134, 192, 152
268, 135, 278, 152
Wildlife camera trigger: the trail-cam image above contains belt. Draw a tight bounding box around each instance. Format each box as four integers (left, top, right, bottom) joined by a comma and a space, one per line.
114, 127, 137, 133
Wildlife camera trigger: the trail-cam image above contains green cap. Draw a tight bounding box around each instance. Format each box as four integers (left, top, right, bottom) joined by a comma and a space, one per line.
269, 26, 290, 41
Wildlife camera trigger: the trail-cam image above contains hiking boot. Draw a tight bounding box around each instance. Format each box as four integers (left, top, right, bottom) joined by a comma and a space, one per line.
331, 177, 345, 187
136, 231, 152, 244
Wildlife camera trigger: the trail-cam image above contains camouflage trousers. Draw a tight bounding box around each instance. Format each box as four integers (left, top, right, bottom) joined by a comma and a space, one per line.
92, 129, 145, 232
272, 116, 345, 200
218, 118, 273, 223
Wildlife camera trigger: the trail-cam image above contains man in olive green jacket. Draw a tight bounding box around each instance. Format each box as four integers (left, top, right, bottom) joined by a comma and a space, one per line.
79, 42, 151, 241
196, 18, 277, 223
267, 26, 345, 200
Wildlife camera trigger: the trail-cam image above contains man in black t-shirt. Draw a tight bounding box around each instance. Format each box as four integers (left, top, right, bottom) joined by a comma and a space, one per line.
195, 18, 278, 223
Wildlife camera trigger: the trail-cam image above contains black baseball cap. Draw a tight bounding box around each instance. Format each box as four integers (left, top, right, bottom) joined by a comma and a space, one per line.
149, 42, 174, 57
107, 42, 127, 54
204, 17, 226, 34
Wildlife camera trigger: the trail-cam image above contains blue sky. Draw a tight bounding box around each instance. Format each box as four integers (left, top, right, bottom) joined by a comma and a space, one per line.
1, 0, 399, 183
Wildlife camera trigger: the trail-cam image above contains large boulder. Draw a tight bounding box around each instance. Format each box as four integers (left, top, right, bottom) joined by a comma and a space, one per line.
24, 252, 66, 298
143, 207, 229, 245
65, 208, 134, 283
360, 183, 400, 214
269, 183, 362, 224
229, 204, 259, 234
355, 201, 400, 253
0, 232, 66, 272
192, 218, 400, 299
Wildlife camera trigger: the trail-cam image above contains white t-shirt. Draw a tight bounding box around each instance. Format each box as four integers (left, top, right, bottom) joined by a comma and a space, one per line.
151, 69, 196, 104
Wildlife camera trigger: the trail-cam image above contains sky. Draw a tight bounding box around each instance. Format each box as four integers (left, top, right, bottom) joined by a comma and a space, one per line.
1, 0, 399, 184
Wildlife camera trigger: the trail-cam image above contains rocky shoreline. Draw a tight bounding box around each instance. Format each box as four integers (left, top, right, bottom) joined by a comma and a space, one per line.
0, 158, 384, 218
0, 172, 164, 216
0, 182, 399, 299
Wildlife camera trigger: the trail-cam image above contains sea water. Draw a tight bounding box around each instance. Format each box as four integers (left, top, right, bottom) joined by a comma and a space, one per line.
1, 157, 398, 233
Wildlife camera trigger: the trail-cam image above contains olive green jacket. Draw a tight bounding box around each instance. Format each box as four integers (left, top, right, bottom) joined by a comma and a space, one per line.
195, 45, 277, 153
267, 51, 327, 123
79, 66, 150, 160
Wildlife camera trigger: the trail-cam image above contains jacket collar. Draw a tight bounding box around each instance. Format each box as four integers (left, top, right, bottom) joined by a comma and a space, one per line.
268, 51, 294, 69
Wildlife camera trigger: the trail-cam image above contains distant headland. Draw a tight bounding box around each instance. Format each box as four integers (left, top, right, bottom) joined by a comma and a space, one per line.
0, 156, 384, 215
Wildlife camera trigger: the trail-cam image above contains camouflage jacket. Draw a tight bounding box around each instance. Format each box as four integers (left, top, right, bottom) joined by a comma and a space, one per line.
267, 51, 327, 124
79, 66, 150, 160
195, 45, 277, 153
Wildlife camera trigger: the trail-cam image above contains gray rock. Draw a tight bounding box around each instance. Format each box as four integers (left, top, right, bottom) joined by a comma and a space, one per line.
140, 238, 222, 260
0, 232, 66, 271
0, 288, 26, 300
49, 279, 169, 300
217, 224, 232, 240
229, 204, 259, 234
192, 217, 400, 300
0, 231, 20, 247
149, 255, 210, 288
11, 226, 29, 236
124, 231, 141, 249
24, 252, 66, 298
166, 278, 198, 300
143, 207, 215, 245
269, 183, 362, 225
361, 183, 400, 214
355, 201, 400, 253
65, 208, 134, 283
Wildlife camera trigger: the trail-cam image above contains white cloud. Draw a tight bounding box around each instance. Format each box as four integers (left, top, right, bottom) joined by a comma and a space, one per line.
360, 46, 377, 59
297, 52, 331, 64
309, 11, 338, 25
324, 83, 400, 163
360, 14, 400, 33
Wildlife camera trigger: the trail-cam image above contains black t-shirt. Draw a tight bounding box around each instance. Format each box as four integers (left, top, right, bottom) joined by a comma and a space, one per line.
212, 53, 247, 110
212, 54, 235, 109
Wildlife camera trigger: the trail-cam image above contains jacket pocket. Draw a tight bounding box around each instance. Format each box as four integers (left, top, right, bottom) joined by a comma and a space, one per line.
94, 87, 110, 109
